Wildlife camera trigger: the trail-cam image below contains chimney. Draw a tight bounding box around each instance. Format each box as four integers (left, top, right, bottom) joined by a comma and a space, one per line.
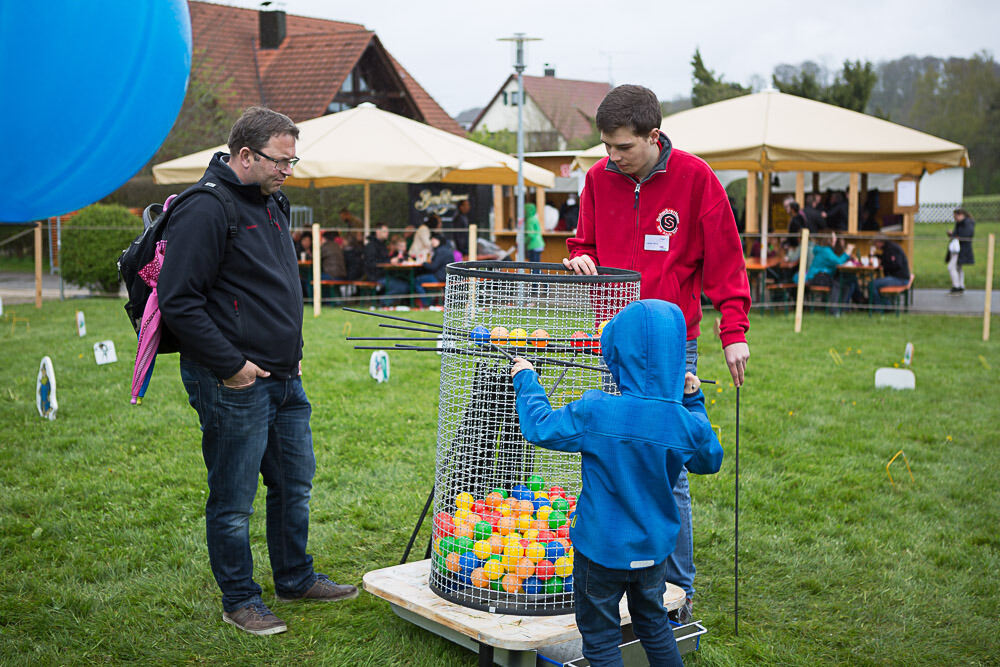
259, 10, 287, 49
544, 63, 556, 77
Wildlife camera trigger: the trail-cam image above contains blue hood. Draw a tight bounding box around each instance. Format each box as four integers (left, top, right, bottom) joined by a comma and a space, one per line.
601, 300, 687, 401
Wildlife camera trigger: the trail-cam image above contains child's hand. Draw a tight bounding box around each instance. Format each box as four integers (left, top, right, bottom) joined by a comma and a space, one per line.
511, 357, 534, 377
684, 372, 700, 395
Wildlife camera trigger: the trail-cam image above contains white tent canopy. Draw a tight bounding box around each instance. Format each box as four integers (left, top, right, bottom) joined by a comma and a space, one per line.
574, 90, 969, 175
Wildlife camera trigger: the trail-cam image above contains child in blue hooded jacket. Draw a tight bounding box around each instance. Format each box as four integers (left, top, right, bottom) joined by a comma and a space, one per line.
510, 299, 723, 667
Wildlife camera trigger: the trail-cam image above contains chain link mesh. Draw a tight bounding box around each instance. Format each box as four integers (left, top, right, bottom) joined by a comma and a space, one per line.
428, 262, 640, 615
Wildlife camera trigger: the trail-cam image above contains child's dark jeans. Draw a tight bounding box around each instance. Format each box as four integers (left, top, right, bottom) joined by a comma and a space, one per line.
574, 551, 683, 667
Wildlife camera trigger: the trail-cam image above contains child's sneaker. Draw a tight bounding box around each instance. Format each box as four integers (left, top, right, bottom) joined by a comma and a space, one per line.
222, 601, 287, 636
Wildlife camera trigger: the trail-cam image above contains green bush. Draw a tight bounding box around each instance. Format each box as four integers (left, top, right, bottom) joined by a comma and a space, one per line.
60, 204, 140, 293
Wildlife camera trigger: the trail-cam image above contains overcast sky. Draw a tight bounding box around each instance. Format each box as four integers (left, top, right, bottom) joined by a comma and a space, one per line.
216, 0, 1000, 117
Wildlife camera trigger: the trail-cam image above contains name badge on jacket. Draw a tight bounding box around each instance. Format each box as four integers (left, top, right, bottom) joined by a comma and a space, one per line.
644, 234, 670, 252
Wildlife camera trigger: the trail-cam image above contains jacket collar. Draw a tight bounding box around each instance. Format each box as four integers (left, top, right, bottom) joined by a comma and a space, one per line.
603, 130, 673, 184
207, 152, 271, 205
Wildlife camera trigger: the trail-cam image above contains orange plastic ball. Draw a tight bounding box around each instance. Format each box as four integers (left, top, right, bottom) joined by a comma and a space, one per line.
501, 573, 522, 593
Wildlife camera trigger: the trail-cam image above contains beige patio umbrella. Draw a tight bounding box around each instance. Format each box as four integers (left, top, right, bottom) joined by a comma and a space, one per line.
153, 102, 555, 230
573, 90, 969, 174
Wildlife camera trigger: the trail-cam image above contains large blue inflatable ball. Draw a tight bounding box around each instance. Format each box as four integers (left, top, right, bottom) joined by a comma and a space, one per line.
0, 1, 192, 222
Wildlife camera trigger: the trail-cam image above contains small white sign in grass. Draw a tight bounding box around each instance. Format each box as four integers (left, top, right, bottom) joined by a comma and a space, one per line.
36, 356, 57, 420
93, 340, 117, 365
875, 367, 915, 390
369, 350, 390, 383
76, 310, 86, 337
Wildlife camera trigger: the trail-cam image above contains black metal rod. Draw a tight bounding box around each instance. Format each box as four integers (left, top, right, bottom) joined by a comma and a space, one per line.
341, 306, 444, 329
347, 336, 443, 341
401, 485, 436, 565
735, 384, 741, 637
379, 323, 445, 335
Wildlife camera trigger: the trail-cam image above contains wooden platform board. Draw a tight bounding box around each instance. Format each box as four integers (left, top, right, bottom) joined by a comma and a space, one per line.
363, 559, 686, 652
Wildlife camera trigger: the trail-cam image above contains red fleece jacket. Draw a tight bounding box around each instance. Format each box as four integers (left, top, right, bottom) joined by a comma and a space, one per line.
567, 139, 751, 348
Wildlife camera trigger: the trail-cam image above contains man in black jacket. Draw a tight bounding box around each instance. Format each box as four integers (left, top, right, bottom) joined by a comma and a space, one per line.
363, 223, 409, 304
870, 237, 911, 308
159, 107, 356, 637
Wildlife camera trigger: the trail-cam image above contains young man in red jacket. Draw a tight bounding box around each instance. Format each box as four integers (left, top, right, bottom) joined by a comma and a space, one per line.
563, 84, 751, 620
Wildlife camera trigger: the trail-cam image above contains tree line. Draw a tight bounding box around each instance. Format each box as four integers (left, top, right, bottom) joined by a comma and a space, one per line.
690, 49, 1000, 195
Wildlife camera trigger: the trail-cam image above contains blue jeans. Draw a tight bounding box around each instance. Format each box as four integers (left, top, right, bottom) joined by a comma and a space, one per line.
180, 358, 318, 612
870, 275, 909, 306
662, 339, 698, 598
414, 272, 442, 307
574, 551, 683, 667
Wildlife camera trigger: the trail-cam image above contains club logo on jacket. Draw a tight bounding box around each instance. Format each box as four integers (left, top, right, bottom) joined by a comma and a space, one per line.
656, 208, 679, 236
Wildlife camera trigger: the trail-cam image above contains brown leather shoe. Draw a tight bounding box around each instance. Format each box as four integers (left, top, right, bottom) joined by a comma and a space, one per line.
277, 575, 359, 603
222, 601, 287, 636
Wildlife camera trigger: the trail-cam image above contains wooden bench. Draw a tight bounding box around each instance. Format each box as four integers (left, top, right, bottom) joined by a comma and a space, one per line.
765, 282, 798, 312
419, 281, 446, 306
875, 273, 915, 315
318, 279, 381, 304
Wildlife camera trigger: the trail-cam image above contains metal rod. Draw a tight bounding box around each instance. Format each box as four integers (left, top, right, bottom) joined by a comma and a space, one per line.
347, 336, 443, 341
379, 323, 445, 335
341, 306, 443, 329
734, 384, 741, 637
547, 365, 571, 399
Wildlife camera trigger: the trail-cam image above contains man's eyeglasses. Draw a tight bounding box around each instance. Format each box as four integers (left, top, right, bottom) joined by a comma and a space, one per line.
252, 148, 300, 171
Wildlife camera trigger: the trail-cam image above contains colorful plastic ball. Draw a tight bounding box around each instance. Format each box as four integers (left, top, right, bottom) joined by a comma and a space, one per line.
490, 578, 505, 592
470, 325, 491, 346
473, 520, 493, 542
433, 553, 448, 574
464, 513, 483, 527
551, 497, 570, 513
433, 512, 455, 537
459, 551, 481, 573
516, 514, 533, 533
490, 326, 509, 345
554, 556, 573, 577
501, 573, 522, 593
535, 559, 555, 580
556, 524, 571, 540
597, 320, 611, 337
533, 491, 550, 501
548, 510, 567, 530
490, 487, 509, 499
537, 529, 556, 542
526, 474, 545, 492
526, 541, 547, 563
529, 329, 549, 348
544, 576, 564, 594
471, 498, 487, 514
570, 331, 591, 349
453, 508, 471, 525
498, 516, 517, 536
445, 552, 462, 573
548, 486, 567, 499
455, 492, 474, 510
519, 538, 531, 550
554, 538, 572, 552
536, 505, 553, 521
523, 576, 544, 595
511, 484, 533, 502
453, 523, 474, 541
502, 542, 524, 567
502, 533, 523, 549
439, 536, 456, 555
482, 510, 501, 527
484, 492, 504, 510
545, 541, 566, 561
514, 499, 534, 516
523, 528, 540, 542
515, 556, 536, 579
483, 559, 505, 580
473, 540, 492, 560
454, 536, 475, 553
471, 567, 489, 588
508, 328, 528, 346
563, 575, 574, 593
487, 534, 504, 554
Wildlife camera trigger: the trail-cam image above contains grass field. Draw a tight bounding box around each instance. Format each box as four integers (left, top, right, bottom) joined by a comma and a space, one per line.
0, 299, 998, 665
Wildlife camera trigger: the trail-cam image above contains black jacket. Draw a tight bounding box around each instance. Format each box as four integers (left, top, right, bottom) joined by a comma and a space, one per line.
421, 240, 455, 281
950, 216, 975, 265
880, 241, 910, 281
363, 233, 390, 281
159, 152, 303, 380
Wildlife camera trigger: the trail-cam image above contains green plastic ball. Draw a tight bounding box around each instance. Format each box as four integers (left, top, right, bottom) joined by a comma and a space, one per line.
548, 510, 567, 530
526, 474, 545, 492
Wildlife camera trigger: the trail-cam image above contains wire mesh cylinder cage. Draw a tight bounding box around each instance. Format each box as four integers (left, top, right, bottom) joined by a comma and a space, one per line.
429, 261, 641, 615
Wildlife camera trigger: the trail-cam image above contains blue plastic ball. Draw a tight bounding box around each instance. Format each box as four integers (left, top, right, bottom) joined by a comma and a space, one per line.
469, 325, 491, 346
523, 576, 544, 595
532, 496, 552, 512
0, 1, 192, 221
545, 541, 566, 561
563, 575, 574, 593
458, 551, 481, 573
511, 484, 533, 502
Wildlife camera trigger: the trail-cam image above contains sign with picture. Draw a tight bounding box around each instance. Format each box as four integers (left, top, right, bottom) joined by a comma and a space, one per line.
369, 350, 390, 383
76, 310, 86, 337
93, 340, 118, 365
36, 356, 57, 420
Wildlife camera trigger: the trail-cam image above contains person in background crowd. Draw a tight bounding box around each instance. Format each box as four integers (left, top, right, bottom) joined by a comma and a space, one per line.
797, 231, 858, 312
947, 207, 975, 295
524, 202, 545, 263
544, 202, 560, 232
414, 233, 454, 307
803, 192, 825, 231
320, 231, 346, 281
558, 195, 580, 233
451, 199, 471, 256
824, 191, 848, 231
363, 223, 410, 305
408, 213, 438, 263
870, 236, 911, 309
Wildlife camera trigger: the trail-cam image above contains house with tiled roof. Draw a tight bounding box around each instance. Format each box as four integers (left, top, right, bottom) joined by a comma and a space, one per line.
470, 68, 611, 150
188, 1, 463, 135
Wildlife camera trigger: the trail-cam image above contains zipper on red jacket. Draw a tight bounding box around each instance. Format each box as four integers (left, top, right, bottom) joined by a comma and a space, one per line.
631, 182, 642, 270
